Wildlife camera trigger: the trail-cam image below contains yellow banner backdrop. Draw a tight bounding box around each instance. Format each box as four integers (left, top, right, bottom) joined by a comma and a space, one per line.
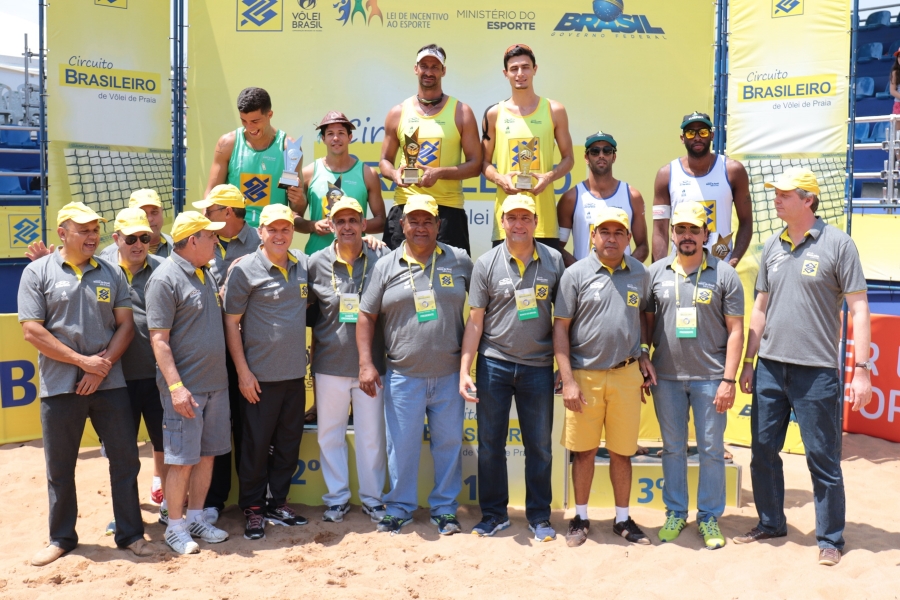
724, 0, 851, 453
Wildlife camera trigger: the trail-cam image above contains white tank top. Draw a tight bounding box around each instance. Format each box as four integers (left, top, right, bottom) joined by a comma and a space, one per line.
667, 154, 734, 254
572, 180, 632, 260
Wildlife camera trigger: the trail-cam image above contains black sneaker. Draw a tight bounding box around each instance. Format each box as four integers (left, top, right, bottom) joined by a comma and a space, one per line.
430, 514, 462, 535
565, 516, 590, 547
244, 508, 265, 540
376, 515, 412, 533
613, 517, 651, 545
265, 504, 308, 526
471, 516, 511, 537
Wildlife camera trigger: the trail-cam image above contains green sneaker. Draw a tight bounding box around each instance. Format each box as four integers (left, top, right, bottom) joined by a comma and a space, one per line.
658, 514, 686, 543
698, 517, 725, 549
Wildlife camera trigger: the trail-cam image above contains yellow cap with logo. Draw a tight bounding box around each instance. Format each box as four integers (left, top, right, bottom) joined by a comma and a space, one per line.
258, 203, 295, 226
114, 207, 153, 235
129, 188, 162, 209
330, 196, 364, 218
171, 210, 226, 243
671, 201, 707, 228
593, 206, 630, 231
57, 202, 107, 228
764, 167, 820, 195
501, 194, 536, 214
403, 194, 439, 217
192, 184, 246, 210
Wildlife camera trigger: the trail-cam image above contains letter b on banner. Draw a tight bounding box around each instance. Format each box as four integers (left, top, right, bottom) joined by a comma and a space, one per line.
0, 361, 37, 408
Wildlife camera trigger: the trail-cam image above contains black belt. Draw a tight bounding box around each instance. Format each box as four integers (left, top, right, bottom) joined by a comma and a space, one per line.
611, 356, 638, 370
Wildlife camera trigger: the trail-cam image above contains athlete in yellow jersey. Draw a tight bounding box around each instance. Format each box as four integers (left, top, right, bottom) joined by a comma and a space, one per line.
482, 44, 574, 248
379, 44, 482, 255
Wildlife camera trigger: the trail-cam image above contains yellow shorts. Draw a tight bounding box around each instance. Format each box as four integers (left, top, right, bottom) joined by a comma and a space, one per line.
562, 362, 643, 455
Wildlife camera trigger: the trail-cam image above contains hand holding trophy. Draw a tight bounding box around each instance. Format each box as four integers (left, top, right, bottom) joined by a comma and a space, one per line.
278, 136, 304, 189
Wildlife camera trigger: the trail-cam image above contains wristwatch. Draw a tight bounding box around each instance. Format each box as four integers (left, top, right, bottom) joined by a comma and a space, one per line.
855, 361, 872, 372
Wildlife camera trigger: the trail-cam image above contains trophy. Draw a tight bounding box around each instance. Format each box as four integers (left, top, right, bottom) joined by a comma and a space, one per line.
515, 138, 537, 190
402, 127, 421, 185
323, 176, 343, 217
710, 232, 733, 260
278, 136, 304, 189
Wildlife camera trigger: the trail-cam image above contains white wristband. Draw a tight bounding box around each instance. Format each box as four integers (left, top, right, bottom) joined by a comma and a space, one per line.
558, 227, 571, 243
652, 205, 671, 220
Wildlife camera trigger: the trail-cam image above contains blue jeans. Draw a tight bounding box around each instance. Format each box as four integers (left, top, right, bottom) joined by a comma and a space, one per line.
475, 355, 554, 524
652, 379, 726, 521
751, 358, 845, 550
383, 370, 464, 519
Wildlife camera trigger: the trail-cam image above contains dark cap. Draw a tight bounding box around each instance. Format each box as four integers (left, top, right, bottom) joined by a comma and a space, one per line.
316, 110, 356, 131
585, 131, 617, 149
680, 111, 713, 129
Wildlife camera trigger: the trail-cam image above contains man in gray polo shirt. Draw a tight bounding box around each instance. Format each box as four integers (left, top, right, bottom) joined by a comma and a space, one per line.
308, 197, 389, 525
146, 211, 231, 555
460, 194, 565, 542
99, 188, 174, 262
223, 203, 310, 541
18, 201, 152, 566
646, 201, 744, 550
735, 169, 872, 567
554, 206, 655, 547
358, 194, 473, 535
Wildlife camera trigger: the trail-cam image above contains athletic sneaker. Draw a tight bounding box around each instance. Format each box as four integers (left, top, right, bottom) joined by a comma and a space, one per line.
322, 503, 352, 523
565, 516, 590, 547
471, 516, 511, 537
266, 504, 308, 526
529, 520, 557, 542
158, 506, 169, 526
658, 514, 687, 543
376, 515, 413, 533
202, 507, 220, 525
613, 518, 651, 545
105, 519, 116, 536
243, 508, 266, 541
698, 517, 725, 550
165, 524, 199, 555
431, 514, 462, 535
150, 485, 164, 505
187, 517, 229, 543
362, 504, 387, 523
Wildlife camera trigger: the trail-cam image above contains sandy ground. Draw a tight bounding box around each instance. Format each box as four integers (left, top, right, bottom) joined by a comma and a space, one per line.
0, 433, 897, 600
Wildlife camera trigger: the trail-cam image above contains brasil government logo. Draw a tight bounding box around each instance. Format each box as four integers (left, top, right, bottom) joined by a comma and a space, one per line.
237, 0, 284, 31
335, 0, 383, 26
554, 0, 665, 36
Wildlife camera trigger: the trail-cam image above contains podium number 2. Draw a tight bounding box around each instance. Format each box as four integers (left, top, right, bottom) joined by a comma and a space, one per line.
291, 459, 321, 485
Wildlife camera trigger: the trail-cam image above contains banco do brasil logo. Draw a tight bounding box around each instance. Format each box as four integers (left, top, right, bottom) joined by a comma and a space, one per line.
237, 0, 283, 31
334, 0, 383, 26
554, 0, 665, 35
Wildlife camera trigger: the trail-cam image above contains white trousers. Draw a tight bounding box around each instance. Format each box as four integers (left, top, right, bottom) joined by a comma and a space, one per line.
314, 373, 386, 507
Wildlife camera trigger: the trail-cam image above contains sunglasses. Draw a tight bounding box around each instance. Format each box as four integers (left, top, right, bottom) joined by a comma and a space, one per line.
588, 146, 616, 157
124, 233, 151, 245
683, 128, 711, 140
674, 225, 703, 235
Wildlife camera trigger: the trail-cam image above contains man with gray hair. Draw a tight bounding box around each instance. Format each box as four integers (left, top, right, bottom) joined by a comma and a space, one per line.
735, 168, 872, 567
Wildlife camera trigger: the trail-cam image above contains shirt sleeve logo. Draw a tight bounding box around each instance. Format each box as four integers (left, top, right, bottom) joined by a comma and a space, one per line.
96, 287, 110, 302
299, 283, 309, 298
536, 284, 549, 300
439, 274, 454, 287
801, 260, 819, 277
697, 289, 713, 304
626, 291, 639, 307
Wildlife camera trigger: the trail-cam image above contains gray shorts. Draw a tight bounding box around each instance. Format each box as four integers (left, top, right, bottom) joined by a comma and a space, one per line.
161, 387, 231, 466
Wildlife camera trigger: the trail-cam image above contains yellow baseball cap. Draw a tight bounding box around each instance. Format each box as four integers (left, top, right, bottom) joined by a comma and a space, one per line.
192, 184, 246, 210
330, 196, 364, 218
114, 207, 153, 235
259, 203, 295, 227
403, 194, 439, 217
57, 202, 106, 228
671, 201, 707, 228
128, 188, 162, 209
501, 194, 536, 214
171, 211, 226, 243
593, 206, 630, 230
764, 167, 820, 195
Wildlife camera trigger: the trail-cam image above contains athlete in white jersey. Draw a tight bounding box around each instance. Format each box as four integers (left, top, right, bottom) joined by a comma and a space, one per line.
652, 112, 751, 267
557, 131, 648, 267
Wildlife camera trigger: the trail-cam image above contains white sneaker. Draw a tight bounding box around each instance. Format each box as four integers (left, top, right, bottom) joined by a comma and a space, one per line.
188, 517, 229, 543
322, 502, 352, 523
202, 507, 220, 525
165, 524, 199, 555
362, 504, 387, 523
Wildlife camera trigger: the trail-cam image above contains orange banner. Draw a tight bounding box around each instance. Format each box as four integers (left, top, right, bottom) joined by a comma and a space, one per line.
843, 314, 900, 443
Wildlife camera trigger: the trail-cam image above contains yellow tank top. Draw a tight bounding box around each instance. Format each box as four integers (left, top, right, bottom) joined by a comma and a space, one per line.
394, 96, 464, 209
492, 97, 557, 240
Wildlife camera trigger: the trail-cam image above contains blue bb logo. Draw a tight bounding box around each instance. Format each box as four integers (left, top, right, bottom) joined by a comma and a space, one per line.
593, 0, 623, 22
772, 0, 803, 18
10, 216, 40, 247
418, 141, 441, 166
237, 0, 284, 31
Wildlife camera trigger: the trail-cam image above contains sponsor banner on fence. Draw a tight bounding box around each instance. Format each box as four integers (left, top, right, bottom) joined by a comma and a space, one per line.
844, 315, 900, 443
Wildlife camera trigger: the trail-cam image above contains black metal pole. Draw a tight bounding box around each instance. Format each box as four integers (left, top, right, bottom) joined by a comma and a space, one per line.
38, 0, 47, 242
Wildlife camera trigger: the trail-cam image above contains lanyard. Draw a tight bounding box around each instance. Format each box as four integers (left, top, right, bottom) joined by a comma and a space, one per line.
501, 244, 540, 291
403, 242, 437, 293
674, 261, 702, 308
331, 244, 368, 295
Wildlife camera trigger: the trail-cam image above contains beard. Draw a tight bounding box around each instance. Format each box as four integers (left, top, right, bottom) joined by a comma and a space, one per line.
678, 242, 698, 256
685, 142, 711, 159
588, 162, 611, 177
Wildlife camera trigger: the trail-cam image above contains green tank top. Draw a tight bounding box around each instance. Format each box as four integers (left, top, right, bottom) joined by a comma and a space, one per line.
305, 157, 368, 254
227, 128, 287, 228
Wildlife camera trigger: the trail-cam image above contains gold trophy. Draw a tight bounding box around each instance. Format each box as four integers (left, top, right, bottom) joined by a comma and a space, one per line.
402, 127, 421, 185
710, 232, 733, 260
515, 138, 537, 191
323, 176, 343, 218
